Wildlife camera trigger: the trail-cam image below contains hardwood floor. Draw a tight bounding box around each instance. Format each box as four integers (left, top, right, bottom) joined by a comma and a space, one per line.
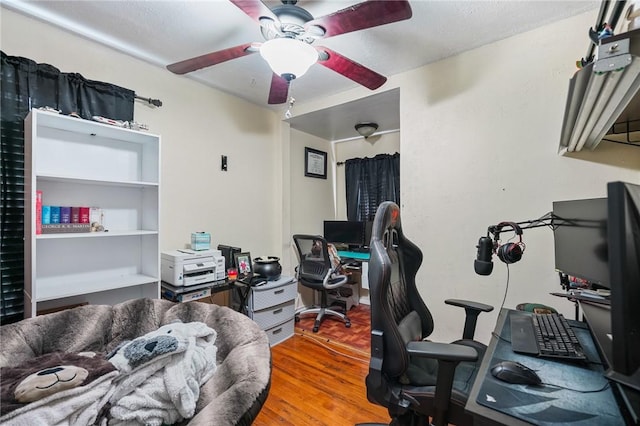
253, 306, 391, 425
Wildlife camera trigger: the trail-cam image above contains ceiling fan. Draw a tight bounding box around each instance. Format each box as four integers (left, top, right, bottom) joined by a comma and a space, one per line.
166, 0, 413, 104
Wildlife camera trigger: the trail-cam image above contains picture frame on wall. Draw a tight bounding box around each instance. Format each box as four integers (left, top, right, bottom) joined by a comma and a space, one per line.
304, 147, 327, 179
234, 252, 252, 276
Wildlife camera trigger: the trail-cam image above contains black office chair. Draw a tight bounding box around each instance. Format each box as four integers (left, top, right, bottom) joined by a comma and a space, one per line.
362, 202, 493, 426
292, 234, 352, 332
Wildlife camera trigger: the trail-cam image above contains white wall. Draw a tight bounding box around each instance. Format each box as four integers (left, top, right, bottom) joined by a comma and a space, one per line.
289, 129, 335, 236
291, 10, 639, 344
288, 129, 334, 306
400, 13, 639, 344
1, 8, 283, 260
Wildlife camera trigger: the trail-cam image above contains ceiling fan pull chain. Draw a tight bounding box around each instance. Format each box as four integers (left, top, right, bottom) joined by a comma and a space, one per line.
284, 91, 296, 119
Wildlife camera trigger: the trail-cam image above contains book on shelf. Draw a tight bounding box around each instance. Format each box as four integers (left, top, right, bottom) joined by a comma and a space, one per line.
41, 223, 91, 234
71, 207, 80, 223
60, 206, 71, 223
36, 190, 43, 235
50, 206, 61, 224
79, 207, 90, 224
42, 205, 51, 225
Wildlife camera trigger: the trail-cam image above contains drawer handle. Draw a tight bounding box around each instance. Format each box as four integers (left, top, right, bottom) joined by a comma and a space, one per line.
273, 308, 283, 315
273, 327, 282, 335
274, 289, 284, 294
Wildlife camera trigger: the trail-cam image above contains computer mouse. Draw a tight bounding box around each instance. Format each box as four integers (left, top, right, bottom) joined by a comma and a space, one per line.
490, 361, 542, 385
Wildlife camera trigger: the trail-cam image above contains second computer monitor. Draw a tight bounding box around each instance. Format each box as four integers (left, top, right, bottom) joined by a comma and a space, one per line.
323, 220, 366, 250
552, 197, 608, 287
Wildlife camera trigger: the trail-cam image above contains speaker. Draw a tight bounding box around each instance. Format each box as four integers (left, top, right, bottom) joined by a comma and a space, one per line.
495, 222, 525, 265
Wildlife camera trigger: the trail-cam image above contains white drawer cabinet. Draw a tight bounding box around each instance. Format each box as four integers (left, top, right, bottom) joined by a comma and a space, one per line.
248, 276, 296, 346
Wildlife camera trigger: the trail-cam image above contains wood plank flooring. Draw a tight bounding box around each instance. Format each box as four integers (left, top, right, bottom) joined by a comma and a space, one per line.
253, 305, 391, 425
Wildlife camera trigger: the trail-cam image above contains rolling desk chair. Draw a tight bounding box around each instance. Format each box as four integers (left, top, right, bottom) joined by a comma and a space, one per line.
292, 234, 352, 332
361, 202, 493, 426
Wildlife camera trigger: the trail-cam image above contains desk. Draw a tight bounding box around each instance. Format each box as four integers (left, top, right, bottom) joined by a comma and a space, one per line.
338, 250, 370, 306
466, 308, 625, 425
337, 250, 370, 261
161, 280, 234, 303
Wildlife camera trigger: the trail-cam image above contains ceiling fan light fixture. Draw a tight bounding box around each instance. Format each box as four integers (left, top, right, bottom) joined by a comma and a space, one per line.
355, 122, 379, 138
260, 38, 318, 79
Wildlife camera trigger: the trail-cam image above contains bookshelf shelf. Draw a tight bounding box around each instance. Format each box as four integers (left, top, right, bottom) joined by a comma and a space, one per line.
34, 274, 159, 302
37, 230, 158, 240
37, 174, 159, 188
24, 110, 161, 317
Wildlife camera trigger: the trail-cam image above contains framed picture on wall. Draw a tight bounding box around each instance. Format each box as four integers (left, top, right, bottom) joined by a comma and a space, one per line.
304, 147, 327, 179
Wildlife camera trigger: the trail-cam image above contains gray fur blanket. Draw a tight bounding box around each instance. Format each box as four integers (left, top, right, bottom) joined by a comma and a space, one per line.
0, 299, 271, 426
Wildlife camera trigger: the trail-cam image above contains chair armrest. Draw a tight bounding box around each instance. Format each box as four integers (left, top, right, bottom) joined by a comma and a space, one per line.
407, 341, 478, 426
323, 271, 348, 289
445, 299, 493, 312
444, 299, 494, 340
406, 341, 478, 362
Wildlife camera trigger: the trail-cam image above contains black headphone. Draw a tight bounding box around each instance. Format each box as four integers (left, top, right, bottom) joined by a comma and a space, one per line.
494, 222, 526, 264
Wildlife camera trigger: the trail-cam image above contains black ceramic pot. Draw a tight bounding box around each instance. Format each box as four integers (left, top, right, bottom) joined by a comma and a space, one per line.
253, 256, 282, 281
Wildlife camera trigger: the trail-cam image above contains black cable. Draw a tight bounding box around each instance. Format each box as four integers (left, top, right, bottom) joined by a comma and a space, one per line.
499, 263, 510, 312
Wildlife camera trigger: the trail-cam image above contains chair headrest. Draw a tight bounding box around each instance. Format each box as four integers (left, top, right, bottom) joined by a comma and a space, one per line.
371, 202, 402, 247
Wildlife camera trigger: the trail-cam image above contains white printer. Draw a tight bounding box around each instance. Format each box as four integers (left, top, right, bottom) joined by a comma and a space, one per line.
161, 249, 225, 286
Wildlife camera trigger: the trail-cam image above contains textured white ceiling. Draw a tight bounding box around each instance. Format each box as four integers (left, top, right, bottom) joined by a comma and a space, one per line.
2, 0, 600, 140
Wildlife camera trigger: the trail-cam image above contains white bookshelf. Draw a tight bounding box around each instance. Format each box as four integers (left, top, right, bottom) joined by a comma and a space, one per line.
24, 109, 161, 317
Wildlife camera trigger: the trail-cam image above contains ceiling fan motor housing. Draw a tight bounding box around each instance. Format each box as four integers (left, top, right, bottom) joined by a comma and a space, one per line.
261, 4, 321, 42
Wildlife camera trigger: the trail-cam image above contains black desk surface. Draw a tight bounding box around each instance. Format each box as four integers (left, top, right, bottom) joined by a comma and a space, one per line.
466, 308, 625, 425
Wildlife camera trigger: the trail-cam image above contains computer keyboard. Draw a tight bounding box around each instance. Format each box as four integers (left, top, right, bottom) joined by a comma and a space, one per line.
510, 313, 587, 361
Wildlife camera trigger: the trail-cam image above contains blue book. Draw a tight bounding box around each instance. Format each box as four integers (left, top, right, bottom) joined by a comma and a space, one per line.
50, 206, 61, 224
60, 206, 71, 223
42, 205, 51, 225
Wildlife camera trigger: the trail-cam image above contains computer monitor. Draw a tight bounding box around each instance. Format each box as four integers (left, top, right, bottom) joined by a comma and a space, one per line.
606, 181, 640, 391
323, 220, 366, 249
552, 197, 609, 287
364, 220, 374, 248
217, 244, 241, 269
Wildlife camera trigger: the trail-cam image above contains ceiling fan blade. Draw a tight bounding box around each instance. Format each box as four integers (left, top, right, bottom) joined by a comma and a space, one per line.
316, 47, 386, 90
167, 43, 256, 75
305, 0, 412, 39
229, 0, 278, 26
268, 73, 290, 104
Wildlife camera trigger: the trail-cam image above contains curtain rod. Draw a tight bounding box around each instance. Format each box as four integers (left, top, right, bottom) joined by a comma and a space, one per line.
337, 152, 399, 166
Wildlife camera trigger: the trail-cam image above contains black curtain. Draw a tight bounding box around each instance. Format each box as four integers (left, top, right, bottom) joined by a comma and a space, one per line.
0, 51, 135, 324
344, 152, 400, 221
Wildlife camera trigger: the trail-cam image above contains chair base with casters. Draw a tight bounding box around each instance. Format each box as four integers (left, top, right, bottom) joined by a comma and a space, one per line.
295, 289, 351, 333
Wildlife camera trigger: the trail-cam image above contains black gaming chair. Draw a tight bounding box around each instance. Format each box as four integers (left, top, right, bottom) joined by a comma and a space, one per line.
363, 202, 493, 426
292, 234, 352, 332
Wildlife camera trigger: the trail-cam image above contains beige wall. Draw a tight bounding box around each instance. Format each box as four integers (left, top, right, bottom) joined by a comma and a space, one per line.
290, 10, 639, 343
4, 7, 640, 343
1, 7, 283, 261
288, 129, 334, 306
397, 12, 639, 343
